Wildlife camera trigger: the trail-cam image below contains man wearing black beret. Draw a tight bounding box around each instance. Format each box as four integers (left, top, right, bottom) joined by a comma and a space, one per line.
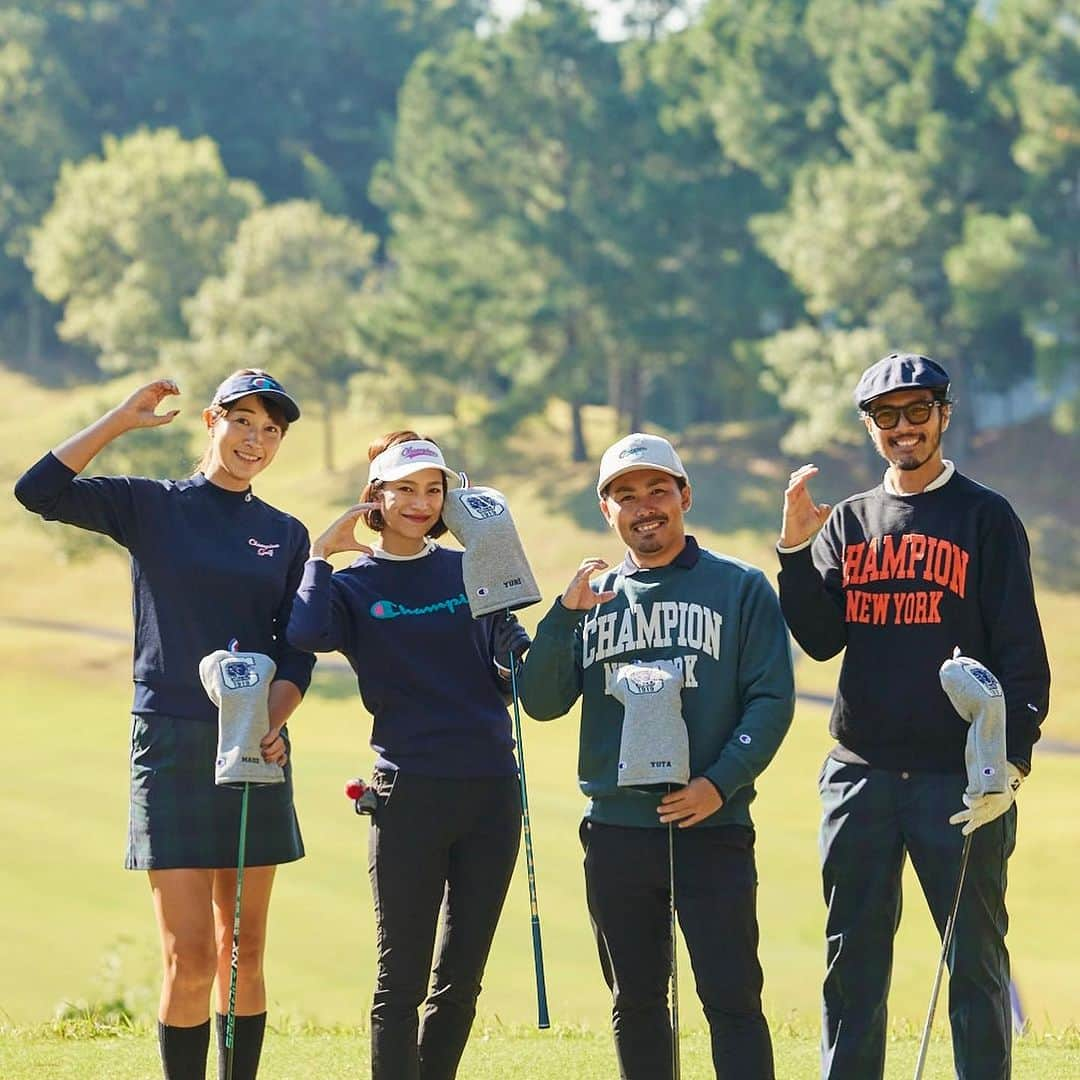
775, 353, 1050, 1079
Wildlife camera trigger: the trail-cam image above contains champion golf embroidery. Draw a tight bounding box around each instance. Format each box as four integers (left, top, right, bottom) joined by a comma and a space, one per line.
248, 537, 280, 557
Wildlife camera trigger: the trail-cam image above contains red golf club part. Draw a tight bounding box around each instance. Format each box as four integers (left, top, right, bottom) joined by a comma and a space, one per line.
344, 777, 378, 815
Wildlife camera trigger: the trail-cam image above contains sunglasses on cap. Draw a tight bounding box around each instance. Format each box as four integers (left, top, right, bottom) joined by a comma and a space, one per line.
863, 399, 950, 430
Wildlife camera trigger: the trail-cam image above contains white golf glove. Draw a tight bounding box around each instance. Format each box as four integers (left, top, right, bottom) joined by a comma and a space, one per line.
948, 763, 1024, 836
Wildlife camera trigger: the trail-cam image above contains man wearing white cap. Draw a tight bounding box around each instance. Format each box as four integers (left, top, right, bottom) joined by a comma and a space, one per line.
520, 432, 795, 1080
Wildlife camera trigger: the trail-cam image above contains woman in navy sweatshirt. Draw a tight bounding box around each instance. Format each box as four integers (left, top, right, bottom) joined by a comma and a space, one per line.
14, 371, 314, 1080
287, 430, 527, 1080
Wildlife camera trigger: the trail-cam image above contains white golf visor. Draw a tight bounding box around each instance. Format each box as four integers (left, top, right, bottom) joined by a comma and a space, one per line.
368, 440, 463, 487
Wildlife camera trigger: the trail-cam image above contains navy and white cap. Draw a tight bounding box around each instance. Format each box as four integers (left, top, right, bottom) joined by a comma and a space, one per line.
368, 439, 463, 487
597, 433, 688, 497
854, 353, 951, 409
211, 372, 301, 422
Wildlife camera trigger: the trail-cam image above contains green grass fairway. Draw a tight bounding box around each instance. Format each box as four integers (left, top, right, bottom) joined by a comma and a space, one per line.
1, 1023, 1078, 1079
2, 368, 1078, 1066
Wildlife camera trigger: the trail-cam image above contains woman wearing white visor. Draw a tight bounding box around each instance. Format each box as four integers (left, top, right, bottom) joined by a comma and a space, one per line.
287, 430, 528, 1080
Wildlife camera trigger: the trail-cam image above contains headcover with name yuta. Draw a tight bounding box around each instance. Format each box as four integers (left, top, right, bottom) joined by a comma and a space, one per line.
939, 648, 1007, 797
199, 649, 284, 787
608, 660, 689, 790
441, 482, 542, 617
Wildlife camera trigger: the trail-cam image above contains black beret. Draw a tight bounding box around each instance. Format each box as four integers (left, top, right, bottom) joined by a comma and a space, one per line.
854, 353, 951, 409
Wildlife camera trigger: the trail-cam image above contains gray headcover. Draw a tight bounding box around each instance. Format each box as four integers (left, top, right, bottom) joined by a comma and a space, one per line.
199, 650, 284, 787
939, 650, 1007, 797
608, 660, 689, 789
441, 485, 542, 616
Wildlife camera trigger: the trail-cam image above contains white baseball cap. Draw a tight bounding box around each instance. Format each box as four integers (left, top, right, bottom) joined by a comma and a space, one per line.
368, 440, 463, 487
597, 433, 688, 497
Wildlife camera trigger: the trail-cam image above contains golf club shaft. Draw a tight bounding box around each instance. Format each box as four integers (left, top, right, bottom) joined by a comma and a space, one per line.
509, 642, 550, 1029
669, 817, 680, 1080
913, 832, 972, 1080
226, 781, 251, 1080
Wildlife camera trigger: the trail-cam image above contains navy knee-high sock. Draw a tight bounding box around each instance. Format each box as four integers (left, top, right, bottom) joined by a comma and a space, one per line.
158, 1019, 211, 1079
216, 1011, 267, 1080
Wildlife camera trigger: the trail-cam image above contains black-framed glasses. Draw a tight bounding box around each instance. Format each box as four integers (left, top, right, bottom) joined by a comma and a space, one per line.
863, 400, 950, 430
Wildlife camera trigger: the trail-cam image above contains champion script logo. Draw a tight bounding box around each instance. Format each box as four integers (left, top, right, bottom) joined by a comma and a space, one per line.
401, 446, 438, 460
249, 537, 280, 557
370, 593, 469, 619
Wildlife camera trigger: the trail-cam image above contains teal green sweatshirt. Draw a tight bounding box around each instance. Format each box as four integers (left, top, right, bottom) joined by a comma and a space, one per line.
519, 536, 795, 828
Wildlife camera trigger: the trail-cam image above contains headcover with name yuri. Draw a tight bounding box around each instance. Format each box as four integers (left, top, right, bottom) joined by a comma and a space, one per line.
442, 482, 542, 617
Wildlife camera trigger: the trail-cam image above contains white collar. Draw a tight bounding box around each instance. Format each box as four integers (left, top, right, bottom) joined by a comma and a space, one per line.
883, 459, 955, 496
371, 539, 438, 561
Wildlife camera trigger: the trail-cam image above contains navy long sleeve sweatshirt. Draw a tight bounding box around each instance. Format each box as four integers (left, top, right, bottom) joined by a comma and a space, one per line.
15, 452, 314, 722
287, 548, 519, 778
778, 470, 1050, 771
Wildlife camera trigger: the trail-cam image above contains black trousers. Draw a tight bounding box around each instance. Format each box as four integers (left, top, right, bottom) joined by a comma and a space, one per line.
819, 758, 1016, 1080
368, 770, 521, 1080
580, 819, 775, 1080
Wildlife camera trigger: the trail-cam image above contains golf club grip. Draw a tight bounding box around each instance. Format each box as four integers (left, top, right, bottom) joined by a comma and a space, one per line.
913, 832, 972, 1080
669, 817, 680, 1079
510, 642, 551, 1030
531, 915, 551, 1028
226, 781, 251, 1080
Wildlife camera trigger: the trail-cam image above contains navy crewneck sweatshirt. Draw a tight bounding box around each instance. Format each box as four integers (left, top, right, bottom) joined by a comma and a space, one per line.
778, 470, 1050, 771
15, 452, 314, 722
287, 548, 518, 778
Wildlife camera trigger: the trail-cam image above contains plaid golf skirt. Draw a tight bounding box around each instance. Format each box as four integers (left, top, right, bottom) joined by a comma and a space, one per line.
125, 714, 304, 870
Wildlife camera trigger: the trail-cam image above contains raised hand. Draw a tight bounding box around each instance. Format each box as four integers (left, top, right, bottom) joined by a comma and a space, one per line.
310, 503, 380, 559
780, 464, 832, 548
560, 557, 618, 611
113, 379, 182, 430
52, 378, 183, 474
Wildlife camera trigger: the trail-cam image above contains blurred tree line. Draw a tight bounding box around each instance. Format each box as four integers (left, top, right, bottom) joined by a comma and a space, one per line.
2, 0, 1077, 467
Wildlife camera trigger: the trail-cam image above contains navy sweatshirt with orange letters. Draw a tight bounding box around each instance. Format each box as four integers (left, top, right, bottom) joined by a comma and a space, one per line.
777, 470, 1050, 772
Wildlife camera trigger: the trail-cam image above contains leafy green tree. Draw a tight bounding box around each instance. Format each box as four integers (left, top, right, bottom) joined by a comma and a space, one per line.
27, 0, 488, 234
955, 0, 1080, 427
374, 0, 798, 457
372, 0, 627, 461
182, 199, 377, 472
611, 25, 802, 432
695, 0, 1076, 451
689, 0, 841, 189
760, 323, 887, 452
28, 128, 261, 373
0, 9, 85, 363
